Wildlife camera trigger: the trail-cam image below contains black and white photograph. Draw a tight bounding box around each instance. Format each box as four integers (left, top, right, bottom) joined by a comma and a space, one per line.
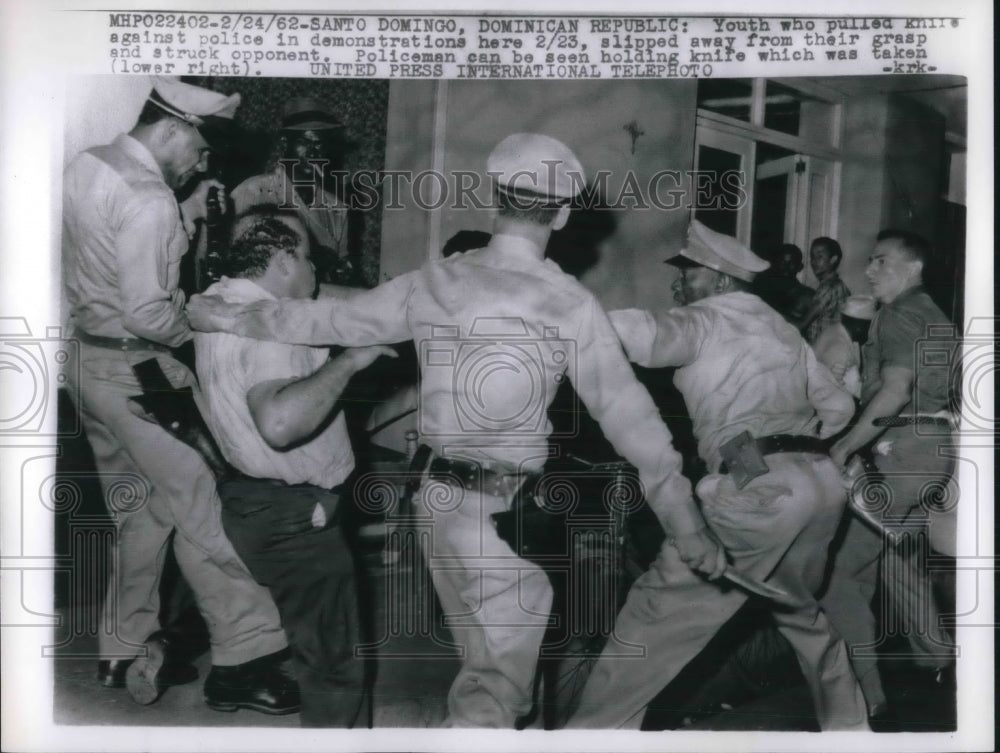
0, 2, 993, 752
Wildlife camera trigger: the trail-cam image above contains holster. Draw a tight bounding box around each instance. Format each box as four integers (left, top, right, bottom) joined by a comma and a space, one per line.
718, 430, 770, 489
491, 474, 568, 564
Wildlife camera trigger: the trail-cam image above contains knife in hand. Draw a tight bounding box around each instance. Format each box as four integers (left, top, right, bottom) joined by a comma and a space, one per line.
722, 568, 804, 608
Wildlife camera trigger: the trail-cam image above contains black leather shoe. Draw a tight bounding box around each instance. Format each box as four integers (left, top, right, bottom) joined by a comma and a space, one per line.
97, 659, 134, 689
204, 651, 300, 715
125, 630, 200, 705
867, 702, 900, 733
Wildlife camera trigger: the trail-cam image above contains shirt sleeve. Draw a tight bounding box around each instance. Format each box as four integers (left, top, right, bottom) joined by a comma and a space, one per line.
804, 342, 855, 437
116, 185, 190, 347
608, 307, 703, 368
875, 304, 924, 372
224, 271, 417, 346
571, 299, 703, 537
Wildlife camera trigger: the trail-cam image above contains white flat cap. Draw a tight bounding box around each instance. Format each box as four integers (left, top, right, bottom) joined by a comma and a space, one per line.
487, 133, 585, 205
148, 76, 241, 126
665, 220, 770, 283
841, 295, 877, 320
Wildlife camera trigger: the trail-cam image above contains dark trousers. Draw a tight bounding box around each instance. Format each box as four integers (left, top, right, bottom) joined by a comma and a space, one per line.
218, 477, 366, 727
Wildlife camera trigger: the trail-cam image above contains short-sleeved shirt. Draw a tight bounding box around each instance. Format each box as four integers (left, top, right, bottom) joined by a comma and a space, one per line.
210, 233, 703, 536
861, 285, 955, 413
193, 277, 354, 490
63, 134, 190, 346
610, 292, 854, 472
806, 274, 851, 343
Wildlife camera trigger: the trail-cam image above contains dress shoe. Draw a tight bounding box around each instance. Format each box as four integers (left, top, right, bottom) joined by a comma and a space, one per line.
867, 702, 900, 733
97, 659, 134, 689
204, 650, 300, 715
125, 630, 200, 705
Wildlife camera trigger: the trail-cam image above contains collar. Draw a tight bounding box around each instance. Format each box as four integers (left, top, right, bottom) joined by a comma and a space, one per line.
487, 232, 546, 262
816, 272, 841, 285
203, 276, 277, 304
114, 133, 165, 181
884, 284, 926, 308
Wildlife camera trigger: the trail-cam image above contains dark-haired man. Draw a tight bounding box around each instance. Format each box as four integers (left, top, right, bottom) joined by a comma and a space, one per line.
62, 77, 295, 711
187, 132, 722, 728
194, 211, 394, 725
822, 230, 958, 723
753, 243, 816, 331
231, 97, 353, 285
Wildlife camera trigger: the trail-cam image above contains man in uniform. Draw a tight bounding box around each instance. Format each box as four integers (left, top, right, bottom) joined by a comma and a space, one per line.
823, 229, 958, 721
62, 77, 297, 712
566, 220, 869, 730
193, 209, 396, 725
187, 132, 725, 728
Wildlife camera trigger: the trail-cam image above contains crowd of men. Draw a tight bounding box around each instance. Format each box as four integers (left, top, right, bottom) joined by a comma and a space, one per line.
62, 77, 960, 731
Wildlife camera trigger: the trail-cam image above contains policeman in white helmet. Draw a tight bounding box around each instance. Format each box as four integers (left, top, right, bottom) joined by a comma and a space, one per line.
567, 220, 870, 730
63, 76, 297, 713
187, 133, 721, 727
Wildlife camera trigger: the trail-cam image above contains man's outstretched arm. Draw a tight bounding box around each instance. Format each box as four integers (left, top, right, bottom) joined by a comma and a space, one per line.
187, 271, 416, 347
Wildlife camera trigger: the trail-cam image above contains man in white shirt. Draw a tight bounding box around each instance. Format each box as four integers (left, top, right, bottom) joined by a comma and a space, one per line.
194, 209, 394, 725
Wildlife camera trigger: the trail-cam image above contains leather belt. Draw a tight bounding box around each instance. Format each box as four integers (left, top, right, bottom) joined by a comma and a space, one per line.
719, 433, 829, 474
76, 330, 173, 354
873, 415, 952, 428
425, 453, 530, 498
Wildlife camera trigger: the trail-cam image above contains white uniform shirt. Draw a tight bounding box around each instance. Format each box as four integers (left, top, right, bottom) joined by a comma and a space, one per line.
63, 134, 190, 345
610, 292, 854, 472
194, 277, 355, 490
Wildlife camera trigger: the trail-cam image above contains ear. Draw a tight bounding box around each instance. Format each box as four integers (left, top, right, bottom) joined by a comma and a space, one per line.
714, 273, 732, 293
160, 118, 180, 145
551, 205, 571, 231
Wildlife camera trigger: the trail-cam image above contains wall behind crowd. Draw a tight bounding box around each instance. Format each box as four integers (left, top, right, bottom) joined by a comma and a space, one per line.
381, 80, 698, 311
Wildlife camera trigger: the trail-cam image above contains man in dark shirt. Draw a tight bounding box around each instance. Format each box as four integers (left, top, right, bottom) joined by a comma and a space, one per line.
822, 229, 958, 723
752, 243, 815, 331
